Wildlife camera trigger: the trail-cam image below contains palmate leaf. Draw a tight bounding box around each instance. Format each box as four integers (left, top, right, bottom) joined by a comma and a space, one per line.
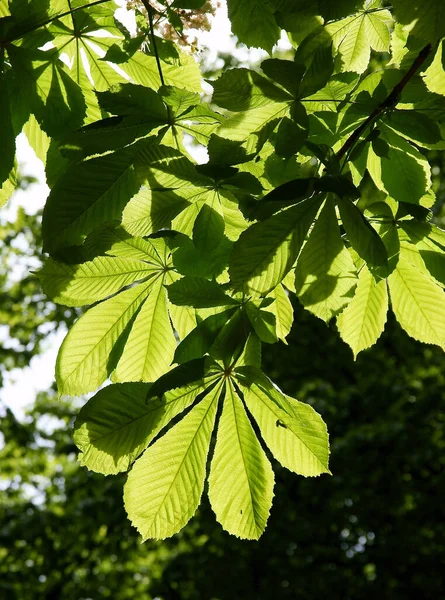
64, 84, 224, 160
54, 234, 198, 395
237, 369, 330, 477
208, 381, 274, 540
121, 143, 248, 242
124, 382, 222, 540
230, 195, 324, 295
295, 197, 358, 322
74, 377, 213, 475
7, 45, 87, 138
326, 0, 393, 74
337, 265, 388, 358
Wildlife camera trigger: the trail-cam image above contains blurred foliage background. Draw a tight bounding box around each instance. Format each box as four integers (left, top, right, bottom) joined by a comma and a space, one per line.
1, 9, 445, 598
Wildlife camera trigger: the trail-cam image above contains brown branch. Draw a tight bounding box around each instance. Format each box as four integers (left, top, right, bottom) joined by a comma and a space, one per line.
336, 44, 432, 162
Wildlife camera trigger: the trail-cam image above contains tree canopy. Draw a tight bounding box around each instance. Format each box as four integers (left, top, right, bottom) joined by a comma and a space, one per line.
1, 0, 445, 541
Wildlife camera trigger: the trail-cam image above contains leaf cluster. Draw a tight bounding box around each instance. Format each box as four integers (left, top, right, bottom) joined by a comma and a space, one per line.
1, 0, 445, 539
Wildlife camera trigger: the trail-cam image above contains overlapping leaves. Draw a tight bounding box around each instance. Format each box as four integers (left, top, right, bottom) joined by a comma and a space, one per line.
7, 0, 445, 542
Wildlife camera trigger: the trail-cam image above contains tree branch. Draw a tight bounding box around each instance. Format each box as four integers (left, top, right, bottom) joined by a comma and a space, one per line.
336, 44, 433, 162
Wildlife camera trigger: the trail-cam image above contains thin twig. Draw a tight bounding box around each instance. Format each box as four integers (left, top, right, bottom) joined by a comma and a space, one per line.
140, 0, 166, 87
336, 44, 433, 162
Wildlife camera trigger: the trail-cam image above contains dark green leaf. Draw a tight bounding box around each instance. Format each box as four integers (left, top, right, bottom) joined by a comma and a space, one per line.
338, 198, 388, 267
167, 277, 238, 309
174, 308, 237, 364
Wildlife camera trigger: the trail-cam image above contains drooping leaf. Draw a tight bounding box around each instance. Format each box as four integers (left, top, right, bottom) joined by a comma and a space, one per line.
337, 265, 388, 357
237, 372, 330, 477
208, 381, 274, 540
74, 378, 210, 474
295, 197, 358, 322
124, 382, 222, 540
388, 257, 445, 349
337, 197, 387, 267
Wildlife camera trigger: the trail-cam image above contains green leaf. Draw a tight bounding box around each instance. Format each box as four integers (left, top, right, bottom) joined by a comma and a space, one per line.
337, 197, 387, 267
275, 117, 307, 158
122, 47, 202, 93
74, 378, 209, 475
212, 68, 291, 140
238, 374, 330, 477
37, 256, 158, 307
124, 382, 221, 540
245, 302, 278, 344
266, 284, 294, 343
295, 197, 358, 322
97, 83, 168, 117
392, 0, 445, 43
0, 164, 17, 208
174, 308, 237, 364
337, 265, 388, 358
298, 43, 334, 99
367, 126, 430, 205
114, 277, 177, 383
0, 73, 16, 186
230, 195, 324, 295
84, 226, 167, 263
226, 0, 281, 53
386, 110, 442, 146
423, 40, 445, 96
326, 3, 393, 73
388, 257, 445, 349
208, 381, 274, 540
261, 59, 305, 97
0, 1, 10, 17
167, 277, 238, 309
400, 221, 445, 286
9, 46, 86, 138
56, 281, 152, 396
42, 139, 154, 252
